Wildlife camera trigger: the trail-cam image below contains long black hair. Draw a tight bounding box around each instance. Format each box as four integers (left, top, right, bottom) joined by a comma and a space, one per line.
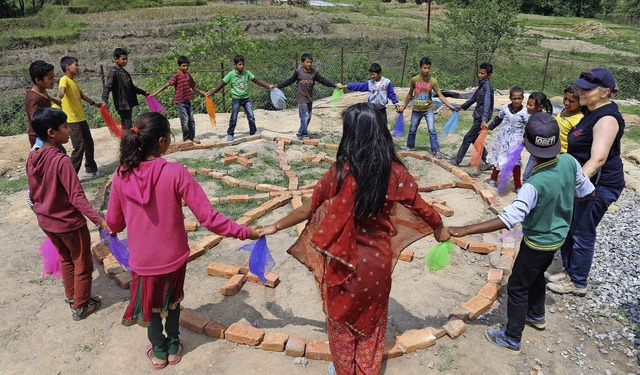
529, 91, 553, 114
336, 103, 402, 220
118, 112, 171, 174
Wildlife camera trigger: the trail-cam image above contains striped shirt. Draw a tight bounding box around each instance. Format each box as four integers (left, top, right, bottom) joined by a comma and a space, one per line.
168, 71, 196, 103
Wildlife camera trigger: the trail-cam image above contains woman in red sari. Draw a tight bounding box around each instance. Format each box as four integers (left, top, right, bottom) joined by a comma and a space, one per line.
262, 103, 450, 374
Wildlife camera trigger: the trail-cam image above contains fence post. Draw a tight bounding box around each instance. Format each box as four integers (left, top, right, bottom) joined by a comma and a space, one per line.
340, 47, 344, 84
400, 44, 409, 87
221, 62, 227, 113
99, 64, 106, 86
541, 51, 551, 92
295, 52, 299, 68
473, 49, 479, 86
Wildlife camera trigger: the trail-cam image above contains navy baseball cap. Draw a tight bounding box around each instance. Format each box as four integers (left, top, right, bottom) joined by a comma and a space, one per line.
524, 112, 561, 159
572, 68, 616, 91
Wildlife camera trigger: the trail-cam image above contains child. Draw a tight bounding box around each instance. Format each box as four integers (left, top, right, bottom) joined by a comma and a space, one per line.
57, 56, 103, 177
208, 55, 272, 141
151, 56, 207, 144
274, 53, 337, 140
27, 107, 106, 320
452, 62, 494, 167
260, 103, 450, 374
556, 84, 584, 153
522, 92, 554, 180
486, 86, 529, 191
105, 112, 261, 369
399, 57, 456, 158
101, 48, 149, 129
342, 63, 400, 127
448, 112, 594, 353
25, 60, 61, 148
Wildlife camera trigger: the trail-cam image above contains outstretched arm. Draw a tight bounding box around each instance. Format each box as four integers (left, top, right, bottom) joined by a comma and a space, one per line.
448, 218, 506, 237
207, 82, 226, 96
151, 83, 171, 97
252, 77, 272, 89
260, 200, 312, 236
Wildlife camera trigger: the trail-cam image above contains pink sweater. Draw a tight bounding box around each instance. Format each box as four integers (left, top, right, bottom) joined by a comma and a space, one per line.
106, 158, 251, 275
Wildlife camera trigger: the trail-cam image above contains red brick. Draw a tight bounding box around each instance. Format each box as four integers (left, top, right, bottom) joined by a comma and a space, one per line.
450, 167, 467, 178
91, 242, 111, 264
325, 157, 336, 164
383, 339, 404, 359
240, 260, 249, 274
305, 339, 332, 361
451, 236, 470, 250
222, 176, 240, 186
461, 295, 493, 319
324, 143, 339, 150
196, 168, 211, 176
228, 194, 250, 203
246, 134, 262, 141
288, 177, 299, 190
237, 157, 253, 167
184, 220, 198, 231
186, 168, 197, 176
240, 151, 258, 158
497, 255, 514, 276
433, 203, 454, 217
488, 198, 501, 206
204, 319, 227, 339
460, 173, 474, 182
192, 234, 223, 252
302, 154, 316, 162
410, 173, 421, 181
238, 180, 258, 190
311, 152, 327, 164
215, 141, 232, 147
285, 336, 306, 357
221, 274, 247, 296
468, 242, 497, 254
443, 318, 467, 339
449, 305, 470, 320
478, 189, 495, 204
261, 332, 289, 352
291, 195, 303, 209
188, 242, 207, 262
224, 150, 238, 157
103, 254, 124, 278
193, 143, 211, 150
208, 171, 226, 179
114, 271, 132, 289
246, 272, 280, 288
396, 328, 436, 353
429, 326, 446, 339
222, 156, 238, 164
487, 268, 504, 284
179, 308, 211, 334
501, 247, 516, 257
224, 323, 265, 346
478, 282, 500, 302
303, 139, 320, 146
398, 250, 414, 262
454, 180, 475, 189
261, 134, 277, 141
207, 262, 241, 278
236, 216, 252, 226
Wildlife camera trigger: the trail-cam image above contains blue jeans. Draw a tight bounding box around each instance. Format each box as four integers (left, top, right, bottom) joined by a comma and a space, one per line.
407, 110, 439, 152
176, 101, 195, 141
522, 155, 535, 181
228, 98, 256, 136
297, 102, 313, 136
560, 184, 623, 288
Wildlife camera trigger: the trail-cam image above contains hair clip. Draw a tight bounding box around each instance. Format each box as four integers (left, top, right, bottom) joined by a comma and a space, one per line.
131, 127, 139, 134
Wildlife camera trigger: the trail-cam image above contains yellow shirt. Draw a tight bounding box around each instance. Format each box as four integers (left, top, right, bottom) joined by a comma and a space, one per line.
59, 75, 86, 123
556, 111, 583, 153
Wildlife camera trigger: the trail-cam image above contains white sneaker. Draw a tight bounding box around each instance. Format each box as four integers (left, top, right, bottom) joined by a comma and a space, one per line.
545, 272, 567, 283
547, 278, 587, 296
84, 171, 101, 178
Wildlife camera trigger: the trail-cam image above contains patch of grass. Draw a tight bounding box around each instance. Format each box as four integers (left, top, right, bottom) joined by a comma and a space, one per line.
625, 126, 640, 144
28, 275, 57, 285
180, 157, 226, 170
0, 6, 85, 49
213, 201, 263, 221
434, 344, 456, 372
216, 184, 261, 197
619, 105, 640, 117
0, 175, 27, 195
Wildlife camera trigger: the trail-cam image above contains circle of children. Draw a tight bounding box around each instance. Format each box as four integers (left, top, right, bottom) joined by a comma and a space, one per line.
24, 44, 624, 373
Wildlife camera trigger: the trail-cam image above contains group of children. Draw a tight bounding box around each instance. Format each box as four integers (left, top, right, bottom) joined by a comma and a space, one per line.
24, 49, 598, 371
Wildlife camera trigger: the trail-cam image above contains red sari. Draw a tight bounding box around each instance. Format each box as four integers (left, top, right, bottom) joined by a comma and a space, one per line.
288, 162, 442, 374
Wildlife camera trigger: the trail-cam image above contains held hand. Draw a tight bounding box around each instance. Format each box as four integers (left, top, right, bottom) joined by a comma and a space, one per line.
145, 92, 151, 96
481, 121, 488, 130
101, 102, 107, 108
453, 106, 462, 111
94, 101, 104, 108
447, 226, 468, 237
99, 220, 113, 235
434, 225, 451, 242
395, 104, 402, 113
258, 224, 278, 237
336, 84, 346, 90
249, 225, 262, 240
269, 84, 276, 89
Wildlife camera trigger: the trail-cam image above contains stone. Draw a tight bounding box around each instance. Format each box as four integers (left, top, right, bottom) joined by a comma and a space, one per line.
443, 318, 467, 339
204, 320, 227, 339
429, 326, 446, 339
285, 336, 306, 357
261, 332, 289, 352
91, 242, 110, 264
398, 250, 414, 262
225, 323, 265, 346
179, 308, 211, 334
396, 328, 436, 353
449, 305, 470, 320
501, 247, 516, 257
246, 272, 280, 288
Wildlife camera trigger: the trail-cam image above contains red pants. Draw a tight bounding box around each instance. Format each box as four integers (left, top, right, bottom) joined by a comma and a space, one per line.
491, 165, 522, 189
44, 224, 93, 308
327, 306, 388, 375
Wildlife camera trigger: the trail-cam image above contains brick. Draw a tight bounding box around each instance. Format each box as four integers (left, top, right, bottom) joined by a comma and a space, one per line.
179, 308, 211, 334
288, 177, 299, 190
225, 323, 264, 346
224, 150, 238, 157
449, 305, 470, 320
221, 274, 247, 296
240, 151, 258, 158
454, 180, 475, 189
261, 134, 277, 141
285, 336, 306, 357
398, 250, 414, 262
325, 157, 336, 164
311, 152, 327, 164
450, 167, 467, 178
228, 194, 250, 203
487, 268, 504, 284
299, 182, 317, 190
451, 236, 470, 250
236, 216, 252, 226
471, 182, 484, 192
103, 254, 124, 278
207, 262, 241, 278
478, 189, 495, 204
382, 339, 403, 360
223, 156, 238, 164
237, 180, 257, 190
184, 220, 198, 231
246, 272, 280, 288
478, 282, 500, 302
303, 139, 320, 146
215, 141, 232, 147
91, 242, 111, 264
188, 242, 207, 262
192, 143, 211, 150
460, 173, 474, 182
204, 319, 227, 339
432, 203, 454, 217
246, 134, 262, 141
410, 173, 421, 181
443, 318, 467, 339
305, 339, 332, 361
261, 332, 289, 352
196, 168, 211, 175
222, 176, 240, 186
237, 157, 253, 167
461, 295, 493, 319
501, 247, 516, 257
429, 326, 446, 339
114, 271, 132, 289
468, 242, 497, 254
186, 168, 197, 176
208, 171, 226, 179
396, 328, 436, 353
291, 195, 303, 209
239, 260, 249, 275
324, 143, 339, 150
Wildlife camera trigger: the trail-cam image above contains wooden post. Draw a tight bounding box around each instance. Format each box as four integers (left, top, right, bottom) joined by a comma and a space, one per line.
541, 51, 551, 91
427, 0, 432, 33
295, 52, 299, 68
340, 47, 344, 84
99, 64, 105, 86
400, 44, 409, 87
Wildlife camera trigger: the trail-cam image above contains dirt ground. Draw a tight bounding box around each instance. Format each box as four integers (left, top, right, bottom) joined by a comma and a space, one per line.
1, 91, 639, 374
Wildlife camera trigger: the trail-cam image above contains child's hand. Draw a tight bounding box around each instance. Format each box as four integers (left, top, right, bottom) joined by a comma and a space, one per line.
99, 220, 113, 235
145, 92, 151, 96
269, 84, 276, 89
336, 84, 346, 90
453, 106, 462, 111
448, 226, 468, 237
248, 225, 262, 240
258, 224, 278, 237
395, 104, 403, 113
434, 225, 451, 242
93, 101, 104, 108
481, 121, 489, 130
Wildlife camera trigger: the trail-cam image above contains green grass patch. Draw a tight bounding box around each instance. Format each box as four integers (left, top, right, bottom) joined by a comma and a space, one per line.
213, 201, 263, 221
0, 6, 85, 49
0, 175, 27, 195
180, 157, 226, 170
619, 105, 640, 117
625, 126, 640, 144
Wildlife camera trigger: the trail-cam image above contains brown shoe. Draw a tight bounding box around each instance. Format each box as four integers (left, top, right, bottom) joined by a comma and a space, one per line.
192, 138, 201, 144
72, 296, 101, 321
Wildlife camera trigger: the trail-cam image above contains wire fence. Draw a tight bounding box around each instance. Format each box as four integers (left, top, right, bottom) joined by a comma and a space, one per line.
1, 48, 638, 136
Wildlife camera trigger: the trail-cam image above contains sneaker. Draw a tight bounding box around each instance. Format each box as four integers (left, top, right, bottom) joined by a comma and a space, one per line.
435, 151, 443, 159
484, 327, 521, 353
226, 135, 234, 141
298, 134, 309, 140
84, 170, 101, 178
515, 188, 521, 194
487, 179, 497, 187
545, 272, 568, 283
191, 138, 201, 144
406, 147, 414, 152
547, 278, 587, 296
481, 162, 494, 171
250, 130, 261, 136
525, 314, 546, 330
449, 157, 460, 166
72, 296, 101, 321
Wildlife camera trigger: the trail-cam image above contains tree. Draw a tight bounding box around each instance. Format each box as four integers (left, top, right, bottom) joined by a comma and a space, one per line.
433, 0, 526, 60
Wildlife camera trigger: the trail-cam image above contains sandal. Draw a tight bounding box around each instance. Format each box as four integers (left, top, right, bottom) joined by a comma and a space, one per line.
72, 296, 101, 321
168, 342, 183, 365
145, 344, 168, 370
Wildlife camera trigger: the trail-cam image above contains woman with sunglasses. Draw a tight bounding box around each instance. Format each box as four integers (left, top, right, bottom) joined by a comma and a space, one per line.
547, 68, 625, 296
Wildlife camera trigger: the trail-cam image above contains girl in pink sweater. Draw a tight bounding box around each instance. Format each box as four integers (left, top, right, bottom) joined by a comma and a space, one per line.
106, 112, 260, 369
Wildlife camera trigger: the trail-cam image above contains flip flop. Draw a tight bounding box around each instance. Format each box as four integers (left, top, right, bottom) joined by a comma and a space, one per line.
168, 342, 184, 365
145, 343, 168, 370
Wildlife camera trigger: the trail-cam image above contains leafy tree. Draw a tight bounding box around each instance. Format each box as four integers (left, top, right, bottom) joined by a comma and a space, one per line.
433, 0, 526, 60
624, 0, 640, 17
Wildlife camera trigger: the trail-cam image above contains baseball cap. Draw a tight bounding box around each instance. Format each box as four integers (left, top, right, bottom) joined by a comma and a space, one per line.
524, 112, 560, 159
572, 68, 616, 91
